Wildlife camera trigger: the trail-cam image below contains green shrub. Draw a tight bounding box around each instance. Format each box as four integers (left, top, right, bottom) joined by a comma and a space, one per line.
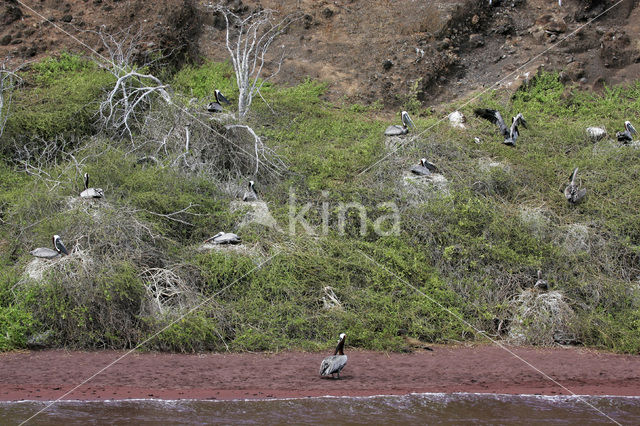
3, 53, 113, 144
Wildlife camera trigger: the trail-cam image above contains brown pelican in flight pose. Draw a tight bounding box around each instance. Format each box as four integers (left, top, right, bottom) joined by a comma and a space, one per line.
207, 90, 230, 113
242, 180, 258, 202
319, 333, 347, 379
410, 158, 438, 176
30, 235, 69, 258
534, 270, 548, 291
205, 232, 241, 245
474, 108, 528, 146
80, 173, 104, 199
385, 111, 415, 136
616, 121, 637, 143
564, 168, 586, 204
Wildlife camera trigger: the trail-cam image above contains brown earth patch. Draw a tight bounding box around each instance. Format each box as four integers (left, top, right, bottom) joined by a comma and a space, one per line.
1, 0, 639, 109
1, 345, 639, 401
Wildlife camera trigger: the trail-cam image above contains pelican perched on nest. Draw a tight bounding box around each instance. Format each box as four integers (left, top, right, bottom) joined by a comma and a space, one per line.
616, 121, 637, 143
534, 270, 549, 291
207, 89, 230, 113
30, 235, 69, 258
474, 108, 528, 146
385, 111, 415, 136
242, 180, 258, 202
564, 167, 586, 204
410, 158, 438, 176
319, 333, 348, 379
80, 173, 104, 199
205, 232, 241, 245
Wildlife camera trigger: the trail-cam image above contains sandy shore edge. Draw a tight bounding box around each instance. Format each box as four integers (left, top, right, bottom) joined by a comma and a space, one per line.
2, 345, 639, 401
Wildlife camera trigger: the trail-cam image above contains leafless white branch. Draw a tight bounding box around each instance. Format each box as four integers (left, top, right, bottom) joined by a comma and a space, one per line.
208, 4, 300, 120
94, 27, 172, 140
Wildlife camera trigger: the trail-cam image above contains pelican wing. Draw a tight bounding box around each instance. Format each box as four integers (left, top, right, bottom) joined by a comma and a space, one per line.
474, 108, 508, 136
514, 113, 527, 129
573, 188, 586, 203
213, 233, 241, 244
423, 160, 438, 173
207, 102, 223, 113
54, 237, 69, 255
217, 91, 230, 105
243, 190, 258, 202
319, 354, 347, 376
30, 247, 60, 258
617, 131, 632, 142
410, 165, 431, 176
384, 125, 408, 136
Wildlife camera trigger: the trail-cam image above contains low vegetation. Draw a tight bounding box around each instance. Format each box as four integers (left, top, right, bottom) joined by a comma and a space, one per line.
1, 52, 639, 354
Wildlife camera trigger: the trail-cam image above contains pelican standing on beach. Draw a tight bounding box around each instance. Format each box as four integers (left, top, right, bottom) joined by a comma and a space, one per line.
242, 180, 258, 202
319, 333, 348, 379
207, 89, 230, 113
564, 167, 586, 204
80, 173, 104, 199
616, 121, 637, 143
30, 235, 69, 258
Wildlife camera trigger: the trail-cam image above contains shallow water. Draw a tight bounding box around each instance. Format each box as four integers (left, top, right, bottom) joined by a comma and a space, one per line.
2, 393, 638, 425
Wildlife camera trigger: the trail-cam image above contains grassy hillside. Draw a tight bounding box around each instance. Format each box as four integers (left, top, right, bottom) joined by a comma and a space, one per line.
1, 54, 639, 353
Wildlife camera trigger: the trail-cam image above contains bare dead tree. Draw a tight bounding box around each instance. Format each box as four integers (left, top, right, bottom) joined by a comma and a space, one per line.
208, 4, 300, 120
94, 27, 172, 140
0, 60, 22, 138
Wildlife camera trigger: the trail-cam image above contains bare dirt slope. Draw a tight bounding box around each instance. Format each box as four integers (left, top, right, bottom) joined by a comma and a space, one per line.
1, 0, 639, 108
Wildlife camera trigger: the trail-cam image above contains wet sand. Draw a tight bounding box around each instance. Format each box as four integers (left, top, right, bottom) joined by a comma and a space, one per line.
1, 345, 639, 401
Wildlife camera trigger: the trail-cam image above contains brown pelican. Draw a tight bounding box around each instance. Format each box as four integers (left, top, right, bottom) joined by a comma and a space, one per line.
385, 111, 415, 136
616, 121, 637, 143
207, 89, 230, 113
242, 180, 258, 202
319, 333, 347, 379
503, 113, 527, 146
204, 232, 241, 245
411, 158, 438, 176
564, 167, 586, 204
474, 109, 527, 146
30, 235, 69, 258
534, 270, 548, 291
79, 173, 104, 199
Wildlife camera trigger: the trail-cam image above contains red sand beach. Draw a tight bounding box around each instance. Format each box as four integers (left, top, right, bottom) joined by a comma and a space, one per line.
1, 345, 639, 401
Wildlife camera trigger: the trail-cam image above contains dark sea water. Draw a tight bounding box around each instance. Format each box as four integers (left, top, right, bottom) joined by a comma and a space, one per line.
2, 393, 638, 425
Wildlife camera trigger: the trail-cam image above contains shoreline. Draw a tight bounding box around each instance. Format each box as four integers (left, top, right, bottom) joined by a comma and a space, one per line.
2, 345, 640, 402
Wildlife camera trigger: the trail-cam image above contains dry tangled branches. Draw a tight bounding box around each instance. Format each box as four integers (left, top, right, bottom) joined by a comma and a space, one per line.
93, 26, 172, 140
139, 266, 202, 316
508, 289, 577, 346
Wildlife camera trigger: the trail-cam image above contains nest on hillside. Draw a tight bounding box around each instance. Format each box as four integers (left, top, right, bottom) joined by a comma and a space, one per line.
508, 289, 577, 346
